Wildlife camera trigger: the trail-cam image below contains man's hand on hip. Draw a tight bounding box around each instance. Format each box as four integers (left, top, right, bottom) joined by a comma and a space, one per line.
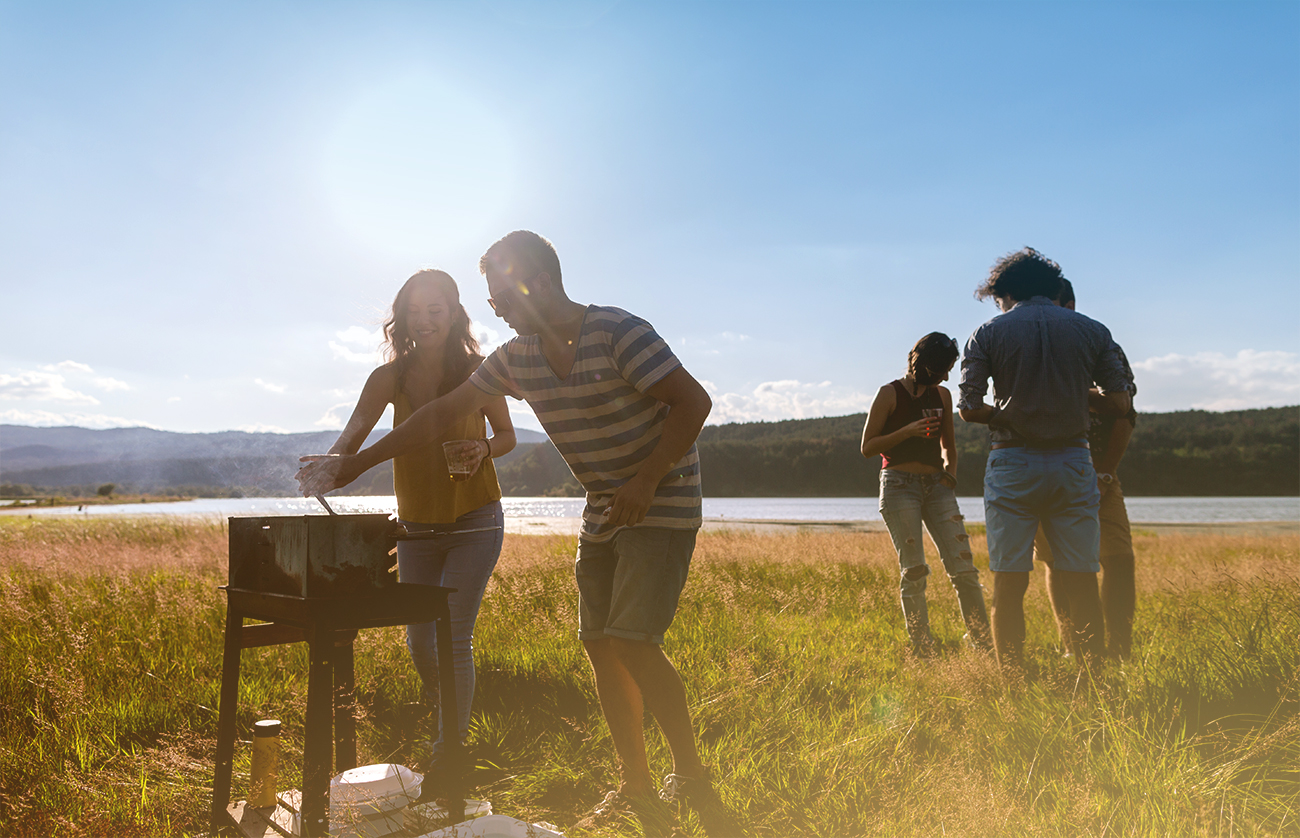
605, 473, 657, 528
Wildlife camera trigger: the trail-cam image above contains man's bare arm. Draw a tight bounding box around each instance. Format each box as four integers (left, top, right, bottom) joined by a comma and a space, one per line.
1094, 415, 1134, 480
959, 404, 999, 425
605, 367, 712, 528
1093, 389, 1131, 417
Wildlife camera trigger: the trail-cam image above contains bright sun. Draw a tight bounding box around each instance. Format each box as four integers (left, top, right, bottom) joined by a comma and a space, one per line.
320, 73, 517, 259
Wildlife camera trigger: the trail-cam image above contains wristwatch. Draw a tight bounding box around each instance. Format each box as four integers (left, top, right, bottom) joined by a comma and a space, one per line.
1098, 473, 1115, 485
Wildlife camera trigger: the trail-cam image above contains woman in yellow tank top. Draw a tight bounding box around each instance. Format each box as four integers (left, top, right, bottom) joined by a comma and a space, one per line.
327, 269, 516, 790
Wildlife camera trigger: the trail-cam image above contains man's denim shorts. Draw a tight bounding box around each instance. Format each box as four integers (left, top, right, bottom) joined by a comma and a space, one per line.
575, 526, 696, 645
984, 446, 1101, 573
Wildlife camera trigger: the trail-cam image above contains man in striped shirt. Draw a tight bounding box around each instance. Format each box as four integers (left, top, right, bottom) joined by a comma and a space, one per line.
298, 231, 723, 836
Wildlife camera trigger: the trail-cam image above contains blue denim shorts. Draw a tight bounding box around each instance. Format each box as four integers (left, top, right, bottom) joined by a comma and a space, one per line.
575, 527, 696, 644
984, 447, 1100, 573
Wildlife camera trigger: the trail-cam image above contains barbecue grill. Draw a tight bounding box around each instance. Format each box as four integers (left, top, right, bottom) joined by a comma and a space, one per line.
211, 513, 469, 837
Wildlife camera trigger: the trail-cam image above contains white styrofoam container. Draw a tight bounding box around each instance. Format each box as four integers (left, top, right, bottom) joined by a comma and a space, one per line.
331, 763, 423, 816
405, 799, 493, 833
417, 814, 565, 838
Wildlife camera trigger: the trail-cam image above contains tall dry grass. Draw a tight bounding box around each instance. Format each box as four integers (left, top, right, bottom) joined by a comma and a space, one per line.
0, 516, 1296, 837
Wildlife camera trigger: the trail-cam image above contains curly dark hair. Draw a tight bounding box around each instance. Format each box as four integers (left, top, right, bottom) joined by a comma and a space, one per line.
382, 270, 482, 397
975, 247, 1066, 303
479, 230, 563, 288
908, 332, 960, 386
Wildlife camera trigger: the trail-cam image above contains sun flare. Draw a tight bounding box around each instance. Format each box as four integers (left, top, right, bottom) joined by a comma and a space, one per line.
320, 73, 517, 258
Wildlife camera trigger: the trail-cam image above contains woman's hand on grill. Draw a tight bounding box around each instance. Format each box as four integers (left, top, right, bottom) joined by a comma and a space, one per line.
297, 454, 357, 496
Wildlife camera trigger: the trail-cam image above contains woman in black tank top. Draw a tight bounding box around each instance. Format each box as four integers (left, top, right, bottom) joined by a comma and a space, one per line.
860, 333, 990, 655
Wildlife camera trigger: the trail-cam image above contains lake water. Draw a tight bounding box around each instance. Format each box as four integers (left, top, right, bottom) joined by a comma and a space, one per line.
7, 495, 1298, 524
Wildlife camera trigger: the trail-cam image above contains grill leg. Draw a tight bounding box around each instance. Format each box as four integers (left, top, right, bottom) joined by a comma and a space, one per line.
333, 633, 357, 773
433, 595, 465, 824
211, 604, 243, 833
301, 627, 334, 837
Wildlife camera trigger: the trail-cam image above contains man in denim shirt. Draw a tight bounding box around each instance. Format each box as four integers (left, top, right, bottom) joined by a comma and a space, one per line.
958, 248, 1132, 671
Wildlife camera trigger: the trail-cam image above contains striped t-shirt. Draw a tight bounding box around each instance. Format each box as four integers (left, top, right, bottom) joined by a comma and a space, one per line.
469, 305, 703, 542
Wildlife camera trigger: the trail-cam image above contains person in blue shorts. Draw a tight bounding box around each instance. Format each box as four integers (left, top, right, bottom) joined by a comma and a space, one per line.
298, 231, 734, 837
957, 248, 1132, 672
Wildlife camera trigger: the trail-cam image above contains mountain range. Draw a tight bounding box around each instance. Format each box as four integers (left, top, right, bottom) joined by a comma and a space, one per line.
2, 405, 1296, 498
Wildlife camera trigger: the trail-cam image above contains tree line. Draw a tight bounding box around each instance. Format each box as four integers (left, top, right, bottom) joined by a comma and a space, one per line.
3, 406, 1294, 499
490, 405, 1299, 498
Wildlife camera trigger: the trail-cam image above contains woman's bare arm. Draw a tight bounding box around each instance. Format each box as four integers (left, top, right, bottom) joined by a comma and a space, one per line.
327, 366, 396, 456
299, 377, 497, 496
861, 385, 938, 459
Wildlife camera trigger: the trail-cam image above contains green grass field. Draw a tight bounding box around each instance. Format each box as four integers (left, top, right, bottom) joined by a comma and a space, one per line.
0, 516, 1296, 837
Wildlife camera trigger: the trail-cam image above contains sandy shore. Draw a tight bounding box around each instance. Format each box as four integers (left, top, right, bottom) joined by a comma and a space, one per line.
505, 517, 1299, 537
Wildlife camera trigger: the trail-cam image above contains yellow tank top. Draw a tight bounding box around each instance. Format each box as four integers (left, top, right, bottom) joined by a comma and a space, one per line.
392, 392, 501, 524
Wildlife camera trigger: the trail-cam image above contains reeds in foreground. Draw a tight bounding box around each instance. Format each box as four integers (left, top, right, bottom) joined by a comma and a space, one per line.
0, 517, 1295, 836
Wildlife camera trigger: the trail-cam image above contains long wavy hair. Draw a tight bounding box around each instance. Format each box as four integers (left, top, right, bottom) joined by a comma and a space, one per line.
907, 332, 960, 386
382, 270, 481, 397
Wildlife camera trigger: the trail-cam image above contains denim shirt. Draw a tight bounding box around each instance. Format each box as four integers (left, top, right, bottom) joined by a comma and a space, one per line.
958, 297, 1132, 446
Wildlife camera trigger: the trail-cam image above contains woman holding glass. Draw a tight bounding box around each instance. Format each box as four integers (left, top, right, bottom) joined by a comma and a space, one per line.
860, 332, 989, 655
325, 269, 516, 787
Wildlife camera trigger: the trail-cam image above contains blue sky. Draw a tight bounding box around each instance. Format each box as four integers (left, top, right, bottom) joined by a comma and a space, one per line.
1, 0, 1296, 436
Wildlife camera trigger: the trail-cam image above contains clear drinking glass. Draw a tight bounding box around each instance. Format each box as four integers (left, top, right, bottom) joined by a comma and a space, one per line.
442, 440, 478, 482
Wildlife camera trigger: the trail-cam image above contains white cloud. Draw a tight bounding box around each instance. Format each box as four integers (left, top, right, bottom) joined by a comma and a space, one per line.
0, 408, 158, 429
167, 396, 182, 403
330, 340, 381, 364
704, 379, 874, 424
0, 370, 100, 405
93, 376, 131, 392
3, 362, 130, 403
337, 325, 383, 346
255, 378, 287, 394
473, 320, 505, 353
329, 326, 385, 364
42, 360, 94, 374
314, 402, 354, 429
1132, 349, 1300, 411
237, 422, 291, 433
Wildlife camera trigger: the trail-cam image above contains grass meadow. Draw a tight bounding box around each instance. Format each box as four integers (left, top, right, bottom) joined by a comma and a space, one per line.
0, 515, 1296, 837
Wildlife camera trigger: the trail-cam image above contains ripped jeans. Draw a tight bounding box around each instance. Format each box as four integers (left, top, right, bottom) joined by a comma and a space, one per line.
879, 470, 989, 650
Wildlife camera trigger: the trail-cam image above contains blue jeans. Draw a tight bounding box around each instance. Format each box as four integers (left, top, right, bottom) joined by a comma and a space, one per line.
879, 470, 989, 649
398, 500, 504, 755
984, 447, 1100, 573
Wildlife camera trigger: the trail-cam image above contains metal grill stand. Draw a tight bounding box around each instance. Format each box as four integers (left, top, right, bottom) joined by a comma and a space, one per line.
210, 515, 467, 837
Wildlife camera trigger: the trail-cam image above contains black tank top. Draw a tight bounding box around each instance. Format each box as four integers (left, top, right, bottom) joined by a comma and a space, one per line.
879, 380, 944, 470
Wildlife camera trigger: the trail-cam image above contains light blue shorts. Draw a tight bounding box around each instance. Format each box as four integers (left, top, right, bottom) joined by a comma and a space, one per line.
575, 527, 696, 645
984, 447, 1100, 574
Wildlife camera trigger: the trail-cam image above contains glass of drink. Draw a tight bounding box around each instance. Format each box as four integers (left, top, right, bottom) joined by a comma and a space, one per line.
922, 408, 942, 437
442, 440, 479, 482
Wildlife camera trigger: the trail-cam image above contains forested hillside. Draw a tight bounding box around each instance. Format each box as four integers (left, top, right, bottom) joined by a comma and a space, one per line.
2, 407, 1295, 498
490, 406, 1299, 498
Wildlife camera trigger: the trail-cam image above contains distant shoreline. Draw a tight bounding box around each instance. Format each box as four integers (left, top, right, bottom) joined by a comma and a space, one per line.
492, 517, 1300, 538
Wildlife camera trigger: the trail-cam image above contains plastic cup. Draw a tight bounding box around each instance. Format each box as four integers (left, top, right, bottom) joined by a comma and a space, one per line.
442, 440, 478, 482
922, 408, 942, 437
